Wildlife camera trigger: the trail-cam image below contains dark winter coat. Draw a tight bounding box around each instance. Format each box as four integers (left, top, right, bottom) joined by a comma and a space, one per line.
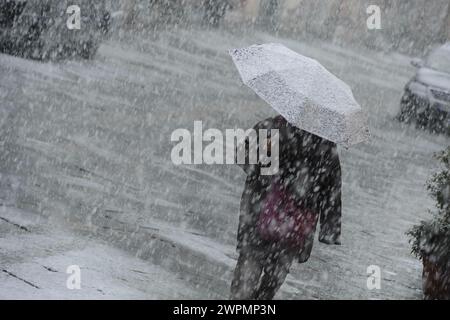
236, 115, 342, 263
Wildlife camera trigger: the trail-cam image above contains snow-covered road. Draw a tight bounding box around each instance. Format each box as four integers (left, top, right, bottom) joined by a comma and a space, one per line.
0, 28, 448, 299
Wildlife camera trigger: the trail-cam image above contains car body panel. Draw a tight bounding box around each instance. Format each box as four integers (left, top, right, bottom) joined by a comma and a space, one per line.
415, 68, 450, 91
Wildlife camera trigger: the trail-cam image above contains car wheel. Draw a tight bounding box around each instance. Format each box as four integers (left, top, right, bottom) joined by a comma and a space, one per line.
20, 21, 46, 60
427, 109, 449, 135
397, 91, 415, 123
415, 108, 430, 130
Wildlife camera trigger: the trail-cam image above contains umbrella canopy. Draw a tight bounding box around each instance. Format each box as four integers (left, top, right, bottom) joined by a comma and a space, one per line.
229, 43, 370, 147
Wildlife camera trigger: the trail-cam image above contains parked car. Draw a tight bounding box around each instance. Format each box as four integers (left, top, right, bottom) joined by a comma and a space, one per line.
0, 0, 110, 60
397, 43, 450, 134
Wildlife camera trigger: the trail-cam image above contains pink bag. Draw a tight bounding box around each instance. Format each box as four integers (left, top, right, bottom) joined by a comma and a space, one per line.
257, 183, 318, 247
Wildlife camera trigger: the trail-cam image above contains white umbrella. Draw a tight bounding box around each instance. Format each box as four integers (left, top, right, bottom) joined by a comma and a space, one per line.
229, 43, 370, 147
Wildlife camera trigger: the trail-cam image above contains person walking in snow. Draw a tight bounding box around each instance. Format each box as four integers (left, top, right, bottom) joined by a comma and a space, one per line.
230, 115, 342, 300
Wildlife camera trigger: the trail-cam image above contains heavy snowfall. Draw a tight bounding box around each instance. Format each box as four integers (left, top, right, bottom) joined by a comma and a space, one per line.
0, 0, 449, 299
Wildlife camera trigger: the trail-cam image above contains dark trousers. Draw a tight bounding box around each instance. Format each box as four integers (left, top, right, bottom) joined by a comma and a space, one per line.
230, 246, 296, 300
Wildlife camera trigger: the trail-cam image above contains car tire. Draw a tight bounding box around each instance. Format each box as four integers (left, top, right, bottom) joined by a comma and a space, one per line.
427, 108, 449, 135
415, 108, 430, 129
19, 20, 46, 60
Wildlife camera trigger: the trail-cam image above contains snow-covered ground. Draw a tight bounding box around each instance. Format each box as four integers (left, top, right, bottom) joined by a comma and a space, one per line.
0, 28, 448, 299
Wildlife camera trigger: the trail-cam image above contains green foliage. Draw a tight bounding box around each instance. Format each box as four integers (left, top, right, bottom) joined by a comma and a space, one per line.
407, 147, 450, 265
